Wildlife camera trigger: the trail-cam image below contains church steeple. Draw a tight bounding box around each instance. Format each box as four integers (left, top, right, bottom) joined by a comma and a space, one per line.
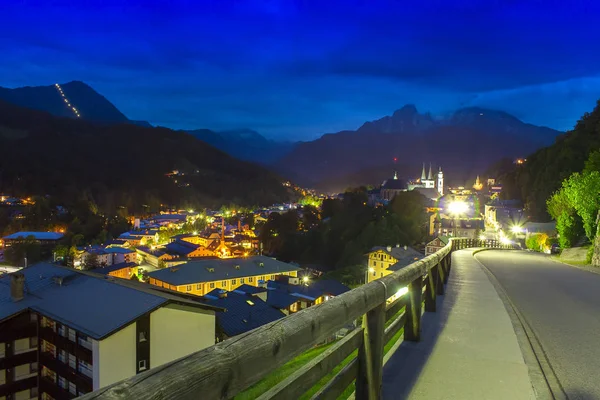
393, 170, 398, 180
421, 163, 426, 181
427, 163, 433, 180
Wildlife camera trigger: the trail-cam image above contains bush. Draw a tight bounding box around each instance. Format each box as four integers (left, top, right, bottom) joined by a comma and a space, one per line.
526, 233, 549, 252
586, 246, 594, 264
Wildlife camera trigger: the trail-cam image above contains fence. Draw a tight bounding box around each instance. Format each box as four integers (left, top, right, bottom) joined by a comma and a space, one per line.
81, 238, 511, 400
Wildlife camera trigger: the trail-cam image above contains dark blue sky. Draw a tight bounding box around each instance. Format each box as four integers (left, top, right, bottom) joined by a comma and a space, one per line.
2, 0, 600, 140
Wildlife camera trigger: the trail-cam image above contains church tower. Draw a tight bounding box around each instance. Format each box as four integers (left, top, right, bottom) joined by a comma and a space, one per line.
424, 163, 435, 188
421, 163, 427, 182
437, 167, 444, 196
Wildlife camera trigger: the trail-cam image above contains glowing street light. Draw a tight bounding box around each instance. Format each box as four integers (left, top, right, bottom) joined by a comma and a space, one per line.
479, 234, 486, 241
302, 276, 310, 285
365, 267, 375, 284
447, 200, 468, 237
510, 225, 523, 234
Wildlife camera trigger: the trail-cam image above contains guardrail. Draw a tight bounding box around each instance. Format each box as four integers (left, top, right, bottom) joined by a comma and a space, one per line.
81, 238, 507, 400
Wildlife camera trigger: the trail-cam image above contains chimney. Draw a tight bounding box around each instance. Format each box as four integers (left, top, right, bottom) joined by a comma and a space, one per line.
396, 244, 400, 248
386, 246, 392, 252
10, 273, 25, 302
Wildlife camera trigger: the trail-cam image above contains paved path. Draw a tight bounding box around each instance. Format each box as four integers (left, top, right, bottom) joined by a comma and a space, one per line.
477, 250, 600, 399
382, 249, 536, 400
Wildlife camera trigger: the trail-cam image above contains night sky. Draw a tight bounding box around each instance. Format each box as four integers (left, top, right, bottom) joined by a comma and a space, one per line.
2, 0, 600, 140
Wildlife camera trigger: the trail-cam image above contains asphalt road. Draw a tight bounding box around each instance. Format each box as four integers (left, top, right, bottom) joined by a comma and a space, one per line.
476, 250, 600, 400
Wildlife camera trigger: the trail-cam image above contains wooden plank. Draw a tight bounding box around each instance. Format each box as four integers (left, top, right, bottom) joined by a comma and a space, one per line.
311, 358, 358, 400
355, 302, 385, 400
384, 312, 406, 343
385, 296, 406, 321
257, 328, 363, 400
436, 261, 445, 296
404, 276, 423, 342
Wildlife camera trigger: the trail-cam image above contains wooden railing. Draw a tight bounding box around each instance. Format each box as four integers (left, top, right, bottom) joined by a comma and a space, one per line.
80, 238, 510, 400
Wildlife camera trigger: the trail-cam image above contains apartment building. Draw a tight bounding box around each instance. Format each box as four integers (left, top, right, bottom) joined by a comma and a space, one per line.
0, 263, 220, 400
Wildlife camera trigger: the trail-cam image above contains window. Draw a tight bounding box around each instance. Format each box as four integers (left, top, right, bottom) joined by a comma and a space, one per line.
58, 376, 67, 389
30, 313, 38, 323
138, 360, 147, 371
240, 278, 245, 284
68, 327, 76, 342
249, 277, 253, 282
0, 342, 5, 358
69, 382, 77, 395
58, 350, 67, 363
58, 325, 66, 337
68, 354, 76, 369
232, 279, 236, 285
270, 275, 275, 280
221, 281, 226, 287
77, 360, 93, 378
196, 284, 201, 290
139, 332, 147, 342
210, 283, 215, 289
186, 285, 192, 292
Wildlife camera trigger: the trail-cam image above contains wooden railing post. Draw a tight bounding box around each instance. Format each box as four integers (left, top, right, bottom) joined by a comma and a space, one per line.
436, 260, 445, 295
425, 266, 437, 312
356, 302, 386, 400
404, 276, 423, 342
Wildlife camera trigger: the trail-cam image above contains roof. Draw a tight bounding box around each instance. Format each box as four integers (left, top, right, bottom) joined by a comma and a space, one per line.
103, 247, 136, 255
92, 262, 138, 275
266, 290, 300, 309
150, 214, 187, 221
311, 280, 351, 296
148, 255, 302, 286
165, 240, 199, 256
0, 263, 218, 339
204, 291, 285, 337
412, 187, 441, 200
382, 178, 407, 190
370, 246, 425, 271
233, 284, 267, 295
3, 232, 64, 240
136, 246, 166, 257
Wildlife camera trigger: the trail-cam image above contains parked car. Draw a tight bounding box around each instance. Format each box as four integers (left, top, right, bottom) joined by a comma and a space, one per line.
551, 243, 561, 254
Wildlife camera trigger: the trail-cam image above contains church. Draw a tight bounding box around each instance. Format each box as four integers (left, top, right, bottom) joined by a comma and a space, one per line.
379, 163, 444, 202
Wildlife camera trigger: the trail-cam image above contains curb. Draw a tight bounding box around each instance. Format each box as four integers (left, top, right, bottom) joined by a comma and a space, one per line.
547, 255, 600, 276
473, 251, 566, 400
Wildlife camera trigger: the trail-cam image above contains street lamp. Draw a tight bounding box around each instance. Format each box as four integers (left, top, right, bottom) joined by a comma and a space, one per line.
365, 267, 375, 284
447, 200, 468, 237
302, 276, 310, 285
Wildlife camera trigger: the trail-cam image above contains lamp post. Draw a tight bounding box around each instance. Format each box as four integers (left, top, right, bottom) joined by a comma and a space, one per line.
447, 200, 468, 237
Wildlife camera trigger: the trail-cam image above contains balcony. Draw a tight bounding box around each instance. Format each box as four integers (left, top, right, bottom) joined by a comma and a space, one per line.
39, 352, 93, 392
0, 347, 37, 369
39, 327, 92, 364
0, 375, 37, 397
40, 376, 76, 400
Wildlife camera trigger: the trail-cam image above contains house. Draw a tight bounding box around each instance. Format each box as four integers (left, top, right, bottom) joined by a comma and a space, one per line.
440, 219, 485, 238
203, 290, 285, 341
147, 256, 302, 297
136, 246, 177, 268
0, 264, 220, 399
2, 232, 64, 247
425, 236, 450, 256
103, 247, 137, 264
367, 245, 425, 283
92, 262, 139, 280
165, 240, 216, 259
265, 278, 350, 313
118, 230, 159, 246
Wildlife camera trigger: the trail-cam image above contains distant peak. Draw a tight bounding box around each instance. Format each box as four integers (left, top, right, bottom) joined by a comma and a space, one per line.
392, 104, 418, 118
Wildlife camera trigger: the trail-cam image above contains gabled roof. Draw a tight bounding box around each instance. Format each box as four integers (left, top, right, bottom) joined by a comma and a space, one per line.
370, 246, 425, 271
92, 262, 138, 275
204, 291, 285, 337
103, 247, 136, 255
233, 284, 267, 295
3, 232, 64, 240
148, 256, 301, 286
266, 290, 300, 309
165, 240, 200, 256
0, 263, 218, 340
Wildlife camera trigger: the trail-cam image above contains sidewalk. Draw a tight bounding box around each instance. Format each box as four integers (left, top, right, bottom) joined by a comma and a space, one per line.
382, 249, 536, 399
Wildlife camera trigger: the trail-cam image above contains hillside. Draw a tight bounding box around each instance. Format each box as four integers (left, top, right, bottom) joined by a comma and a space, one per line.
186, 128, 295, 165
498, 100, 600, 220
0, 101, 289, 211
276, 105, 561, 192
0, 81, 151, 126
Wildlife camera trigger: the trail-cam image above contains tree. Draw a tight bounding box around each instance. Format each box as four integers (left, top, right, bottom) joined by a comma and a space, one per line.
562, 171, 600, 241
83, 253, 100, 270
4, 236, 42, 266
547, 189, 582, 248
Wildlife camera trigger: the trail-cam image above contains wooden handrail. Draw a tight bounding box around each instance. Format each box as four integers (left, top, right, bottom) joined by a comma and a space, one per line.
80, 238, 512, 400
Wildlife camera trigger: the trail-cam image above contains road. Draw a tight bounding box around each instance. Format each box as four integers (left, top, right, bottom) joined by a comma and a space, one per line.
476, 250, 600, 399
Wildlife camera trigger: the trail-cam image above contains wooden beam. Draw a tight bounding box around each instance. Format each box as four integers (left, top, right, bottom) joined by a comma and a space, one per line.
404, 276, 423, 342
384, 312, 406, 343
424, 266, 436, 312
355, 302, 386, 400
310, 358, 358, 400
257, 328, 363, 400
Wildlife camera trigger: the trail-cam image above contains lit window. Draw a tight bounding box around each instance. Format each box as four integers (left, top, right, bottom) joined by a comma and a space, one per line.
196, 284, 201, 290
232, 279, 236, 285
186, 285, 192, 292
139, 332, 147, 342
210, 283, 215, 289
249, 277, 253, 282
240, 278, 245, 284
139, 360, 147, 371
222, 281, 226, 286
246, 300, 254, 306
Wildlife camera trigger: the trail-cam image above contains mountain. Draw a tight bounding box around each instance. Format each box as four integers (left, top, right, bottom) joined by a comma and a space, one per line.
276, 105, 562, 192
185, 128, 296, 164
0, 81, 152, 127
0, 100, 289, 211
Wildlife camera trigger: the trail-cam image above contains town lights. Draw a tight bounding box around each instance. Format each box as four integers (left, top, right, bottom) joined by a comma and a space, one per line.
511, 225, 523, 234
302, 276, 310, 285
368, 267, 375, 274
479, 234, 486, 241
447, 200, 468, 215
500, 237, 511, 245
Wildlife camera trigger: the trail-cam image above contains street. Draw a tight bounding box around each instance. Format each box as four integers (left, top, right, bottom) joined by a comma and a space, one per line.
476, 250, 600, 399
